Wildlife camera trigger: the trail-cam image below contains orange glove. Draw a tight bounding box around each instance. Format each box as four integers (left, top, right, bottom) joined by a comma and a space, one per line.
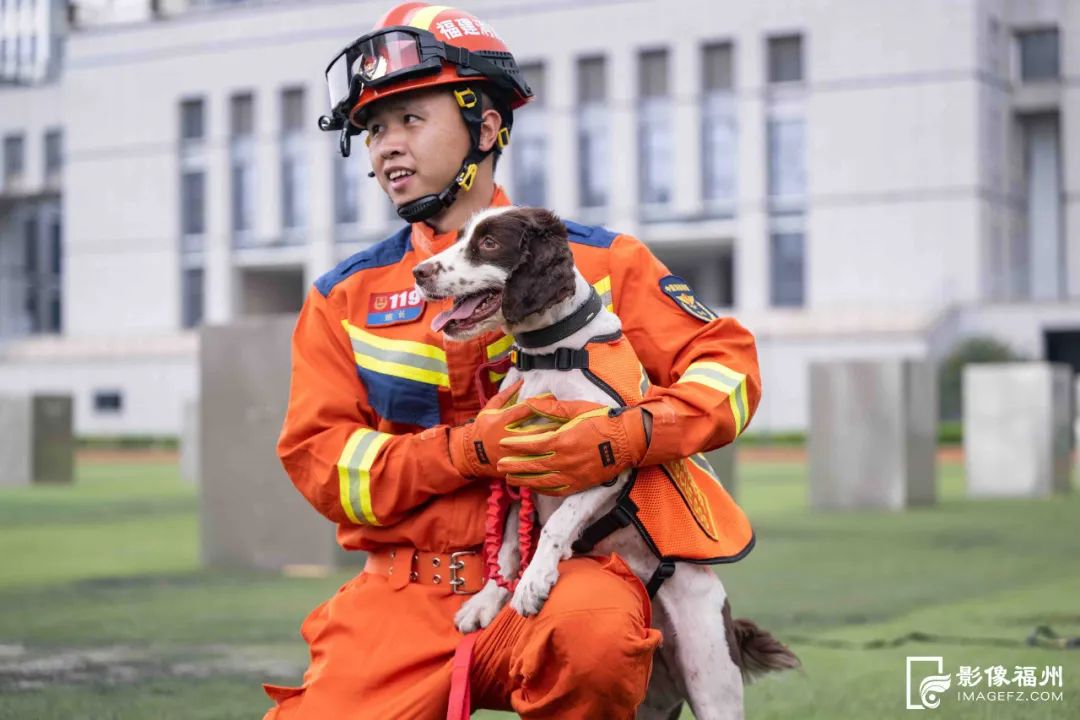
448, 381, 560, 481
496, 398, 651, 496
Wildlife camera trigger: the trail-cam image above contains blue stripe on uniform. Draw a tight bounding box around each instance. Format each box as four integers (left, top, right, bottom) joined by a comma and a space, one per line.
315, 225, 412, 297
357, 368, 442, 428
564, 220, 617, 248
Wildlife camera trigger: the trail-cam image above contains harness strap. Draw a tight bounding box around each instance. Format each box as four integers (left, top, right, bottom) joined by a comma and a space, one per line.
571, 500, 636, 554
644, 560, 677, 599
446, 630, 480, 720
512, 346, 590, 372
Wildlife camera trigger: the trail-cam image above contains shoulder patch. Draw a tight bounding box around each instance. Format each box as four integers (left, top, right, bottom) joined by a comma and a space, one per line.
314, 226, 411, 297
659, 275, 719, 323
564, 220, 617, 248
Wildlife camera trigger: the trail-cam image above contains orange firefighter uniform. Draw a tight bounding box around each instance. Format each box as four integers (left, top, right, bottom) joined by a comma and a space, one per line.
266, 186, 762, 719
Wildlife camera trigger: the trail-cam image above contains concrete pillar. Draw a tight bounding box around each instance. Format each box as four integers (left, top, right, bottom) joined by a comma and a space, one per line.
808, 360, 937, 510
964, 363, 1073, 498
199, 316, 355, 570
0, 394, 74, 487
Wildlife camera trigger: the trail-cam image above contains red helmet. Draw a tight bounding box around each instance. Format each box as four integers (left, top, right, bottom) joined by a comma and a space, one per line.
319, 2, 532, 223
322, 2, 532, 128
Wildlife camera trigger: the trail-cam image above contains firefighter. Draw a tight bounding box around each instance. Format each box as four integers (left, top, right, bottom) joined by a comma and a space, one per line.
264, 3, 761, 718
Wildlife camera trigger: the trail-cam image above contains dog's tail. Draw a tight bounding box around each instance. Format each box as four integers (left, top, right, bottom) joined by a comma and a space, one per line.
723, 600, 802, 682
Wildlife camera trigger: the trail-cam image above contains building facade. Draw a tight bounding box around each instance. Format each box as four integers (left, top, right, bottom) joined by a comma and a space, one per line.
0, 0, 1078, 435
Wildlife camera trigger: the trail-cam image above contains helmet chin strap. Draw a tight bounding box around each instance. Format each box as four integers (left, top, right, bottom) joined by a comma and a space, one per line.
394, 86, 510, 225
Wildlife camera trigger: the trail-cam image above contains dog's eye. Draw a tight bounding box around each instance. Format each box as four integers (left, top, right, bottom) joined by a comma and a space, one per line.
479, 237, 498, 251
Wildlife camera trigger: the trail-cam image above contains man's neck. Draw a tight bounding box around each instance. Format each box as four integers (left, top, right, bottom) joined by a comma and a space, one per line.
422, 173, 497, 234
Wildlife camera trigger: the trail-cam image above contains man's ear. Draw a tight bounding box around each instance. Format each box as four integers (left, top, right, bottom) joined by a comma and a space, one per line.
501, 209, 576, 325
478, 108, 502, 153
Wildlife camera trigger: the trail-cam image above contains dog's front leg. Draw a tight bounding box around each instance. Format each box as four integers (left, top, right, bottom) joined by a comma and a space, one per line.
454, 503, 520, 633
510, 476, 627, 617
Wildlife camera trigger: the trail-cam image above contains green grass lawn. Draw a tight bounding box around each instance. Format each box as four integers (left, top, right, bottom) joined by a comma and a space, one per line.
0, 454, 1076, 719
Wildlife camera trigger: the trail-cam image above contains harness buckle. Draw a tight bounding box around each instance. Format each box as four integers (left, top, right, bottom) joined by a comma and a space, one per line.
554, 347, 575, 370
449, 550, 479, 595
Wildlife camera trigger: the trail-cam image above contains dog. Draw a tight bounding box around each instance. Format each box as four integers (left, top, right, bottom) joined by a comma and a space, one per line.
413, 206, 800, 719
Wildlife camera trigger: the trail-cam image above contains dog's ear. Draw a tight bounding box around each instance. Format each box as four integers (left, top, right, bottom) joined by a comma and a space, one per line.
501, 208, 576, 325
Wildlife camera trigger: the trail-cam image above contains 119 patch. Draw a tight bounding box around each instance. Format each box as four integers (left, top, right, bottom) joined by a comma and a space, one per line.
366, 288, 425, 327
659, 275, 718, 323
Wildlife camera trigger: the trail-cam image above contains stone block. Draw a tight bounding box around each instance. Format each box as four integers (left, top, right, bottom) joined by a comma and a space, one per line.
964, 363, 1072, 498
808, 360, 937, 510
200, 316, 359, 571
180, 398, 198, 484
0, 394, 74, 487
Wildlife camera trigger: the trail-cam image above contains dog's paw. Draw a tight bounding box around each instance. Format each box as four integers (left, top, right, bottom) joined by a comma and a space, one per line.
454, 580, 510, 633
510, 561, 560, 617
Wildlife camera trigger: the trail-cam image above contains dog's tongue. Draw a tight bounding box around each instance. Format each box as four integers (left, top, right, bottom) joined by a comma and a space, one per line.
431, 293, 488, 332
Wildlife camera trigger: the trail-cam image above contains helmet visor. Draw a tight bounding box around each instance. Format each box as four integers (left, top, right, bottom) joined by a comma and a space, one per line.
324, 29, 438, 116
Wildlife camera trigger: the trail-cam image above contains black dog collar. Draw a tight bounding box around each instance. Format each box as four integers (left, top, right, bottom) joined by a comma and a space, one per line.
514, 288, 603, 349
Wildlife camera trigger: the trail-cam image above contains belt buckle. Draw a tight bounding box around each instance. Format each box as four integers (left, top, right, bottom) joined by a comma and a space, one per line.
449, 550, 479, 595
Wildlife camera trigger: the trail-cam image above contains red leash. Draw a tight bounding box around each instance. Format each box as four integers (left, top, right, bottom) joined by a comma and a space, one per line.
448, 354, 539, 720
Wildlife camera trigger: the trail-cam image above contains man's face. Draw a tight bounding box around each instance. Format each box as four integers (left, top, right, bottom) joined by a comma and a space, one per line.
362, 89, 471, 206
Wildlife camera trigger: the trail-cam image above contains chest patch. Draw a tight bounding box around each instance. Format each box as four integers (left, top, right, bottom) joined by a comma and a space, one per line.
659, 275, 718, 323
366, 288, 425, 327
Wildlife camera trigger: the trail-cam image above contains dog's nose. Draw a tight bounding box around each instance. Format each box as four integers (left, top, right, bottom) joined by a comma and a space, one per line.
413, 263, 436, 285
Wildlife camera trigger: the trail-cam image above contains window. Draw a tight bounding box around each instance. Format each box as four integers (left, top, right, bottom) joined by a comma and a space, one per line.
230, 93, 255, 234
577, 57, 609, 210
767, 35, 804, 84
770, 231, 805, 307
230, 93, 254, 138
702, 42, 737, 214
24, 216, 38, 275
180, 98, 205, 143
1017, 28, 1059, 81
512, 62, 547, 207
281, 88, 305, 133
181, 267, 204, 329
638, 49, 673, 213
767, 117, 806, 203
281, 87, 307, 234
50, 218, 61, 275
44, 129, 62, 177
3, 134, 25, 183
181, 171, 206, 237
93, 390, 123, 414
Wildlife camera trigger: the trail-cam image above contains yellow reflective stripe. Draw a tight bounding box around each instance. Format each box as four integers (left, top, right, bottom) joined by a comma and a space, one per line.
337, 428, 392, 525
678, 361, 749, 437
732, 377, 749, 436
638, 363, 650, 397
487, 334, 515, 359
343, 320, 446, 363
684, 361, 744, 386
353, 352, 449, 386
342, 320, 450, 387
593, 276, 613, 312
407, 4, 451, 30
486, 334, 516, 384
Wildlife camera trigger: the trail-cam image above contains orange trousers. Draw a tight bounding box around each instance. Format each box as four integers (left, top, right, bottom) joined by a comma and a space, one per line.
262, 553, 661, 719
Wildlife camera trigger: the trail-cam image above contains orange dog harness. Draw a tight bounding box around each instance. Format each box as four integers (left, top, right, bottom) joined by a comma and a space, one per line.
512, 331, 755, 594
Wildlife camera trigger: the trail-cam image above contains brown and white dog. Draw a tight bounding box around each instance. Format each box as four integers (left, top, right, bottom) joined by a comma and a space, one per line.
413, 206, 799, 719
